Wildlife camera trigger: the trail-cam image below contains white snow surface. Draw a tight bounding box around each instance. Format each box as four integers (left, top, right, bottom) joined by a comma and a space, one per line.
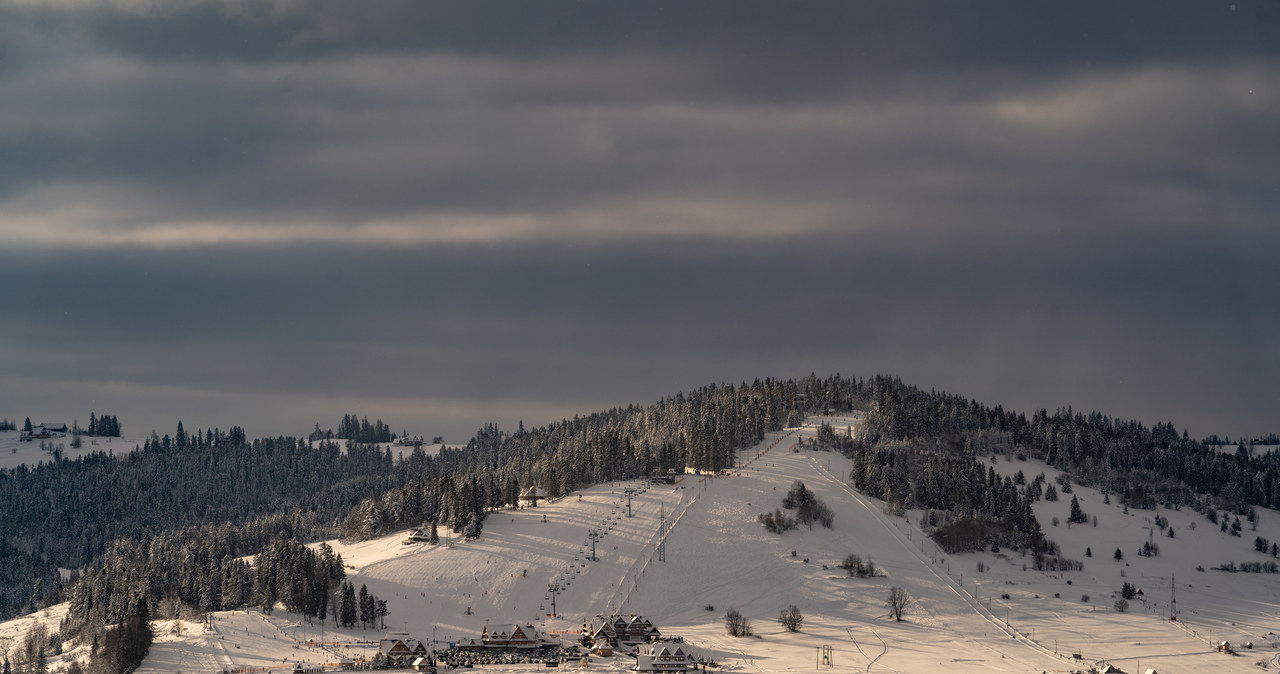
7, 415, 1280, 673
0, 429, 138, 470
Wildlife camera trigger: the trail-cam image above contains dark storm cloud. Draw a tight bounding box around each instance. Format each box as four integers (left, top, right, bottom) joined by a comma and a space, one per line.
2, 0, 1278, 238
2, 227, 1276, 438
0, 1, 1276, 439
14, 1, 1279, 72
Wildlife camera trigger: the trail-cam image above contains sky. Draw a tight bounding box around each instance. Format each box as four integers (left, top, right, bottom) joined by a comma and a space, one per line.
1, 1, 1277, 443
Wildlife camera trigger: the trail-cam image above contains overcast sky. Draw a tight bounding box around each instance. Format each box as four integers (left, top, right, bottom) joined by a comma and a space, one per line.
1, 1, 1277, 442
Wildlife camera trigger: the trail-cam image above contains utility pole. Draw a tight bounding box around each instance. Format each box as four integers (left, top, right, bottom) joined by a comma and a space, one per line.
657, 503, 668, 562
588, 530, 599, 561
548, 584, 560, 618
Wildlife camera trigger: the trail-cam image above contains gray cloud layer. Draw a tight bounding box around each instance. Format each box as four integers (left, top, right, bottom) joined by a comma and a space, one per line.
0, 1, 1276, 439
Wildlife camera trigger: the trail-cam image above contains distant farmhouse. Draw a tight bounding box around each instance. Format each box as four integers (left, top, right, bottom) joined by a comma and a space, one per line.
633, 641, 696, 672
584, 614, 661, 648
19, 423, 67, 442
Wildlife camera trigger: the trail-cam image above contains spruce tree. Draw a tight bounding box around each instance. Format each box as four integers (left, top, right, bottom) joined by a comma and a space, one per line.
339, 582, 357, 628
358, 584, 372, 628
1068, 495, 1087, 524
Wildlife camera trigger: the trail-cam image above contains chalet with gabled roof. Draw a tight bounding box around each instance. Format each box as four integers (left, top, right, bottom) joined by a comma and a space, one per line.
633, 641, 696, 672
584, 614, 661, 647
404, 525, 433, 544
481, 623, 544, 649
519, 486, 549, 507
379, 635, 429, 667
21, 423, 66, 441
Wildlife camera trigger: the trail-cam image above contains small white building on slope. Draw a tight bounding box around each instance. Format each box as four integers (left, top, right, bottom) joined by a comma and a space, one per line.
519, 486, 549, 507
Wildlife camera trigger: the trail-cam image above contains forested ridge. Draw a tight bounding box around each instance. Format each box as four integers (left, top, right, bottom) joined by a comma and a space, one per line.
0, 427, 398, 619
2, 377, 831, 623
3, 374, 1278, 652
863, 383, 1280, 510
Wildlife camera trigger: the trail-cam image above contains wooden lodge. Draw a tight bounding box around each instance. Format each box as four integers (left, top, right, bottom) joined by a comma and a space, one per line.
481, 624, 546, 649
633, 641, 696, 672
379, 635, 430, 667
519, 486, 549, 507
584, 614, 661, 647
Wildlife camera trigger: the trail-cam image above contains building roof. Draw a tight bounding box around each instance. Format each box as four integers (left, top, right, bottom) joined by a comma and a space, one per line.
481, 623, 543, 647
380, 636, 426, 656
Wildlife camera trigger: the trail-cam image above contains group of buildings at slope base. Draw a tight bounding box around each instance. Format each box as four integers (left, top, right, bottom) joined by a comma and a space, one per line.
373, 614, 700, 672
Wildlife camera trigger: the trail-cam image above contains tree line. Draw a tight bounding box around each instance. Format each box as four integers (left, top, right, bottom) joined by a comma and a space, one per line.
12, 373, 1280, 656
83, 413, 122, 437
40, 377, 847, 631
861, 379, 1280, 513
0, 427, 398, 618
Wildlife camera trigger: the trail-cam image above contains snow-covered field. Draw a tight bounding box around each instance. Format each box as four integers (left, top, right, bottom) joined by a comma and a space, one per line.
7, 414, 1280, 673
0, 429, 136, 470
0, 430, 453, 472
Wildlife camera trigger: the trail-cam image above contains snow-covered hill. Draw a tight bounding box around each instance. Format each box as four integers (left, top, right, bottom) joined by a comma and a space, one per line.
7, 414, 1279, 673
0, 429, 137, 470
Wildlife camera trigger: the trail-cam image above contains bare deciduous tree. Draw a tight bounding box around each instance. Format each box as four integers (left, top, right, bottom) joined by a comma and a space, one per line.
725, 608, 753, 637
886, 586, 908, 622
778, 605, 803, 632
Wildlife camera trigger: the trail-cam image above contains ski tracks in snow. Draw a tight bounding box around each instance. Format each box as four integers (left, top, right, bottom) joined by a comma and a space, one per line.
806, 454, 1062, 666
846, 625, 898, 674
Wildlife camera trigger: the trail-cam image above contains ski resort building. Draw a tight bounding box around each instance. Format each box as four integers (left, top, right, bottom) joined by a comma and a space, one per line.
584, 614, 661, 647
518, 486, 548, 507
480, 624, 545, 649
633, 641, 696, 672
649, 468, 679, 483
379, 636, 429, 667
404, 525, 434, 544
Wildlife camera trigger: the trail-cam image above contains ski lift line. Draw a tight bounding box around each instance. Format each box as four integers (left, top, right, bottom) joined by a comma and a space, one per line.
806, 454, 1061, 662
612, 478, 702, 613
